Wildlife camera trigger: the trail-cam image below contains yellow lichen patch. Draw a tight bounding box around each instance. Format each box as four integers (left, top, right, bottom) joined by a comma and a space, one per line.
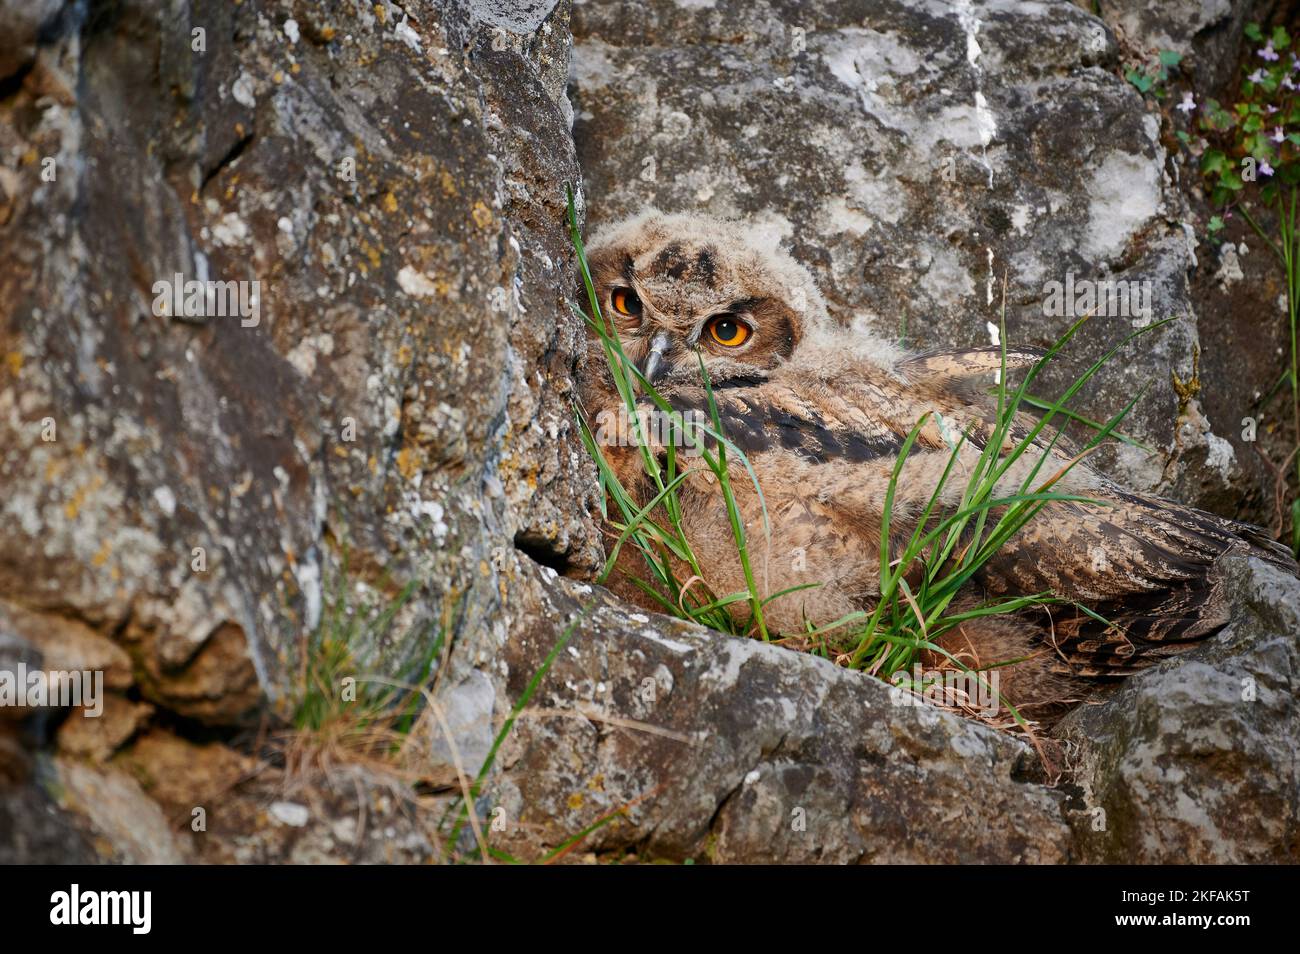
440, 170, 457, 197
396, 343, 413, 366
4, 351, 21, 376
333, 445, 349, 458
358, 238, 382, 269
320, 26, 336, 41
471, 201, 493, 230
367, 455, 378, 474
273, 70, 284, 84
588, 774, 605, 792
92, 541, 111, 567
567, 792, 584, 811
383, 191, 398, 213
395, 447, 420, 480
373, 3, 387, 24
479, 560, 490, 577
61, 475, 103, 520
21, 148, 37, 165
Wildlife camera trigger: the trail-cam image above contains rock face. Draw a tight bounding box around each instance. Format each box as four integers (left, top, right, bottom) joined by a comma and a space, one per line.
1, 0, 1297, 864
493, 568, 1075, 864
571, 0, 1268, 508
0, 0, 599, 859
1090, 0, 1280, 93
0, 0, 600, 715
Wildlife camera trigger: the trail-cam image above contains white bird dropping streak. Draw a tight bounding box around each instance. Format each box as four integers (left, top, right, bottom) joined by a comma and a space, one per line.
986, 320, 1002, 384
955, 0, 998, 187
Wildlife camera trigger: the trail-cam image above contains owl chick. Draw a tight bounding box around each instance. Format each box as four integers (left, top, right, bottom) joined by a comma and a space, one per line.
577, 208, 1295, 719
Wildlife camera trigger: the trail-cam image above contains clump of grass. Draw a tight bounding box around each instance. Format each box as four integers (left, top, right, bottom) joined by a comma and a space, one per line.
279, 542, 642, 863
831, 313, 1169, 685
568, 188, 1169, 726
284, 550, 446, 779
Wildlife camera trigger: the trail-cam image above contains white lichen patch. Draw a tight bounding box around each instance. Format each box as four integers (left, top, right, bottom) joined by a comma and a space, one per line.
286, 332, 335, 378
394, 16, 422, 53
1204, 432, 1236, 479
231, 72, 257, 109
922, 244, 977, 308
397, 265, 440, 298
1083, 151, 1161, 261
152, 486, 176, 517
841, 160, 906, 225
210, 213, 250, 247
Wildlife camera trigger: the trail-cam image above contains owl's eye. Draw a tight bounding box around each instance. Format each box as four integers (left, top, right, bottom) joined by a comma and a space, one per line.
706, 315, 752, 347
610, 287, 642, 319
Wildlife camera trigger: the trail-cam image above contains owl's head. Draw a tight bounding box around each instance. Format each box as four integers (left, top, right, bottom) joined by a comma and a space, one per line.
581, 209, 833, 388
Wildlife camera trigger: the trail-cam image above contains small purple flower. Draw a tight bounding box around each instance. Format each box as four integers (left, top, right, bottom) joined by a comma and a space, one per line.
1273, 126, 1287, 142
1260, 159, 1275, 176
1176, 91, 1196, 114
1260, 41, 1280, 61
1267, 104, 1280, 114
1285, 75, 1298, 90
1292, 52, 1300, 72
1249, 68, 1268, 83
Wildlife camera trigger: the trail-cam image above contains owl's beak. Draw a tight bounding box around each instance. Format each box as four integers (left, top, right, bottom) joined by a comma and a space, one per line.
640, 331, 672, 387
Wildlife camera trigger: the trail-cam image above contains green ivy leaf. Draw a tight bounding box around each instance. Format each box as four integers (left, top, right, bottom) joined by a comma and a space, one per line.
1245, 22, 1264, 42
1201, 149, 1228, 175
1125, 68, 1153, 93
1176, 130, 1191, 144
1272, 26, 1291, 49
1158, 49, 1183, 67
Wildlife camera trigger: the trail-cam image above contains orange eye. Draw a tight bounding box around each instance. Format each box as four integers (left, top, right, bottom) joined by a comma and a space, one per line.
610, 287, 642, 318
707, 315, 751, 347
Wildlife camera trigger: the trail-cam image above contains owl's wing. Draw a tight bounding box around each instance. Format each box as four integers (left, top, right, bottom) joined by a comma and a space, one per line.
654, 371, 1295, 675
898, 345, 1045, 384
660, 374, 915, 465
978, 492, 1294, 674
661, 357, 1037, 466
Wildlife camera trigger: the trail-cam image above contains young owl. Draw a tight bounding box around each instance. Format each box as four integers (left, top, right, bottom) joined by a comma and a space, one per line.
577, 209, 1296, 719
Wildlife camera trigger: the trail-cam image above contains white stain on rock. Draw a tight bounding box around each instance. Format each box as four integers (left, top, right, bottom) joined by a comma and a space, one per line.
954, 0, 997, 186
1083, 151, 1161, 260
397, 265, 439, 298
231, 72, 256, 109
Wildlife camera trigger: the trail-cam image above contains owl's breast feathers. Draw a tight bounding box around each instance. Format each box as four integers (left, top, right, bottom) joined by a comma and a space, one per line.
641, 346, 1296, 675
